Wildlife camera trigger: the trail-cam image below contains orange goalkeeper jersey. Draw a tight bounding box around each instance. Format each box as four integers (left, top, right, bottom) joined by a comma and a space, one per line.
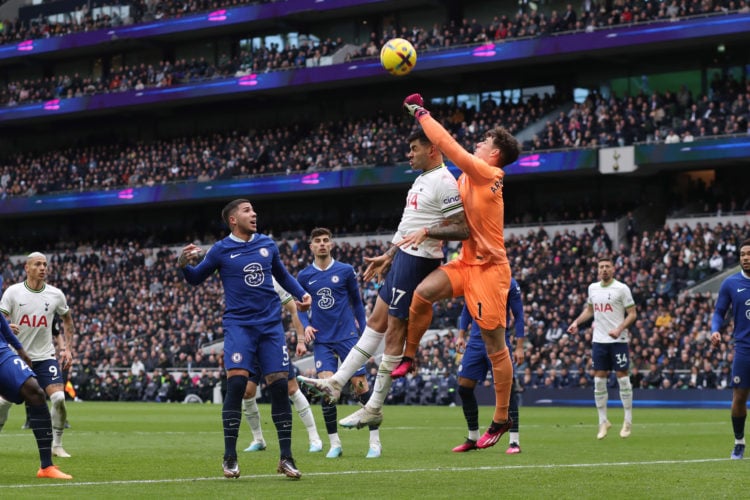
420, 115, 508, 266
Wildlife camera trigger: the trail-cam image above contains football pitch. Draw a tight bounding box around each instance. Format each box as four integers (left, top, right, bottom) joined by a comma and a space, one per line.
0, 401, 743, 499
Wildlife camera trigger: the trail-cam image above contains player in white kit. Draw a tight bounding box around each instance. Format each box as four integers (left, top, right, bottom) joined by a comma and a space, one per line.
298, 129, 470, 440
0, 252, 76, 457
568, 257, 637, 440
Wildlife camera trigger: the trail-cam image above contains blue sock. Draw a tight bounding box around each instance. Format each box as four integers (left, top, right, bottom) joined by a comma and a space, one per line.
268, 378, 293, 458
458, 385, 478, 433
732, 415, 746, 440
222, 375, 247, 459
28, 403, 53, 468
322, 401, 338, 436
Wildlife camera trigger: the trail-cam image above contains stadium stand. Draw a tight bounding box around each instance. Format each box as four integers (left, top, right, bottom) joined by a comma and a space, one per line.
1, 0, 750, 402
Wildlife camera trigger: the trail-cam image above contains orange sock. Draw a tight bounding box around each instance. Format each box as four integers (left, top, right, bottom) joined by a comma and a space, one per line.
404, 292, 433, 358
488, 348, 513, 423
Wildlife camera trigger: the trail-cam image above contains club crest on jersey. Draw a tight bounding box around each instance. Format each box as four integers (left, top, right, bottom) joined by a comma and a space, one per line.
19, 315, 48, 328
260, 248, 269, 257
231, 352, 243, 363
332, 276, 340, 283
594, 303, 613, 312
734, 375, 741, 385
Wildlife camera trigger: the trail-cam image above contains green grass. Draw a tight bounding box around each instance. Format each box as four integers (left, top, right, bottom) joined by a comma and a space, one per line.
0, 402, 744, 499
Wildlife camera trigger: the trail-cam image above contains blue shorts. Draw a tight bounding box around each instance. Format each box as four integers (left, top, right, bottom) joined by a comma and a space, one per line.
223, 321, 289, 376
592, 342, 630, 372
458, 341, 492, 382
314, 337, 365, 376
31, 359, 64, 389
731, 352, 750, 389
0, 353, 35, 404
379, 251, 441, 320
250, 362, 299, 385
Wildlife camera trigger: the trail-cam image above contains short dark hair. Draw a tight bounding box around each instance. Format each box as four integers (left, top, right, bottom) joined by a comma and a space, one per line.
221, 199, 250, 227
741, 239, 750, 250
598, 256, 614, 265
407, 129, 431, 146
310, 227, 333, 239
486, 126, 521, 167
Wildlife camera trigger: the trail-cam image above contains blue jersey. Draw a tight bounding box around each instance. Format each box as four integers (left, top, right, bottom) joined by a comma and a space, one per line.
0, 314, 24, 366
459, 277, 524, 349
0, 314, 35, 403
297, 260, 366, 344
711, 271, 750, 355
182, 233, 306, 326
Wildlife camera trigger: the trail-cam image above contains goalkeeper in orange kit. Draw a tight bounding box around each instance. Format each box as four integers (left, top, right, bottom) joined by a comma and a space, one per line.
392, 93, 521, 448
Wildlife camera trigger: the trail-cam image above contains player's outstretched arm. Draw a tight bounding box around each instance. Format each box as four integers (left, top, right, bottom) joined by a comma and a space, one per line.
404, 93, 498, 184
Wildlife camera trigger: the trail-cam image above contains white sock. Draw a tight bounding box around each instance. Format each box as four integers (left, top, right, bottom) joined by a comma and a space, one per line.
594, 377, 608, 424
509, 432, 520, 445
618, 375, 633, 423
50, 391, 66, 447
331, 327, 384, 387
289, 389, 321, 443
329, 432, 341, 448
736, 438, 746, 445
367, 354, 401, 411
0, 397, 12, 431
468, 429, 480, 441
242, 396, 264, 442
369, 427, 381, 446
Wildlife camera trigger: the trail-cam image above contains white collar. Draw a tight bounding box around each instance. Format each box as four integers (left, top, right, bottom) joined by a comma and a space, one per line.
229, 233, 255, 243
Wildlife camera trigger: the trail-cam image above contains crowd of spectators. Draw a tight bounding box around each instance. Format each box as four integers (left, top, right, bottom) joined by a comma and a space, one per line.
1, 1, 748, 108
0, 37, 346, 107
353, 0, 749, 63
0, 90, 562, 197
1, 215, 747, 402
2, 0, 745, 51
3, 73, 749, 201
528, 73, 750, 150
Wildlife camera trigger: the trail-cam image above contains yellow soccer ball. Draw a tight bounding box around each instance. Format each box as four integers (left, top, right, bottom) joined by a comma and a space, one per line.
380, 38, 417, 76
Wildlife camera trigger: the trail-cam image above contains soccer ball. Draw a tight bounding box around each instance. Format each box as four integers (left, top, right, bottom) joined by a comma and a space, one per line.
380, 38, 417, 76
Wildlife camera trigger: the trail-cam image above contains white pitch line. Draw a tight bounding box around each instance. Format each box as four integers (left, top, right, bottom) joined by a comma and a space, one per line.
0, 458, 729, 490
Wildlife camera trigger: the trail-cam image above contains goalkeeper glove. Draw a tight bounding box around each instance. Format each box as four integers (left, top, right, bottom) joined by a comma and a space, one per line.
403, 93, 430, 119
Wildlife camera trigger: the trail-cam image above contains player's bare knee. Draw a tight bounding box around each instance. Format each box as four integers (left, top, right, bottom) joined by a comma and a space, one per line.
265, 372, 287, 384
287, 379, 300, 395
50, 390, 65, 408
351, 376, 368, 395
20, 380, 46, 406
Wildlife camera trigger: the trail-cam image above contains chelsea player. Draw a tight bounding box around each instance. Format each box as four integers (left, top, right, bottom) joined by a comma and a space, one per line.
0, 314, 71, 479
178, 199, 311, 479
295, 228, 374, 457
710, 239, 750, 460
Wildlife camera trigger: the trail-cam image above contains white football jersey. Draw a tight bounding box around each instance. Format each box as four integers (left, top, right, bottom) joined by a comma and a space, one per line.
0, 282, 70, 360
586, 279, 635, 344
393, 165, 464, 259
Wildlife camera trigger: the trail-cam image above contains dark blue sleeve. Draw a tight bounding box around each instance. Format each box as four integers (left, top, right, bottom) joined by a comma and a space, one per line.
711, 279, 732, 332
182, 246, 219, 285
0, 315, 23, 351
459, 304, 471, 330
347, 267, 367, 334
508, 279, 525, 339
